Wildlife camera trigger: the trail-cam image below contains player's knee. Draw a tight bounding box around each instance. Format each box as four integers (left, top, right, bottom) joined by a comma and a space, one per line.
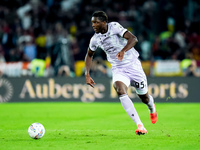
113, 81, 127, 96
139, 94, 149, 104
114, 86, 126, 96
116, 88, 126, 96
142, 97, 149, 104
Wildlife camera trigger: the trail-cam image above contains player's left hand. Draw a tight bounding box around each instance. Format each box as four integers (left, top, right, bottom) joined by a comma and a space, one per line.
116, 51, 125, 61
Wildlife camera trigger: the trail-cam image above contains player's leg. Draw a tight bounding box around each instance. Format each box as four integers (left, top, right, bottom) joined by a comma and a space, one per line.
138, 93, 155, 113
112, 73, 147, 135
113, 81, 143, 126
130, 59, 158, 124
133, 81, 158, 124
138, 93, 158, 124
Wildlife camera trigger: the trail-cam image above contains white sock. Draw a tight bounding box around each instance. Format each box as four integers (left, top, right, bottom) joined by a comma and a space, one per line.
119, 94, 143, 126
146, 95, 155, 113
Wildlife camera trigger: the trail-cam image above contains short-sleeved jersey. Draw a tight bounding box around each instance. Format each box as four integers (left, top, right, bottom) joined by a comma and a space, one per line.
89, 22, 139, 67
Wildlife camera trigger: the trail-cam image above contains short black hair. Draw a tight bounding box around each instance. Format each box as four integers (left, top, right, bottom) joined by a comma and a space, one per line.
92, 11, 108, 22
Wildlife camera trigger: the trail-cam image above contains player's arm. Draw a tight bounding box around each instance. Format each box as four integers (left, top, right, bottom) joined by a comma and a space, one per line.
117, 31, 138, 61
84, 48, 96, 88
123, 31, 138, 50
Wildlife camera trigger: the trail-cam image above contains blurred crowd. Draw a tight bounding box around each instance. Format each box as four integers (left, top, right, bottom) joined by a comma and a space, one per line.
0, 0, 200, 77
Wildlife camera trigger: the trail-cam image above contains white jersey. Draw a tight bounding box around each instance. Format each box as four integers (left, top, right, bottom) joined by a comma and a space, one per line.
89, 22, 139, 67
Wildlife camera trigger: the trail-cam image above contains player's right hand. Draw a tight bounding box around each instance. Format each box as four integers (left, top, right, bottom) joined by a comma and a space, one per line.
116, 50, 125, 61
85, 74, 95, 88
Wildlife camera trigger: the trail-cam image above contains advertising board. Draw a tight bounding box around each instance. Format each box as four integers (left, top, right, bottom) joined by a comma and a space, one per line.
0, 77, 199, 103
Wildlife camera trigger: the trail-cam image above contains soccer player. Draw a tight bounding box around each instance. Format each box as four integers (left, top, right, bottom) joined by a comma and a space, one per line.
84, 11, 157, 135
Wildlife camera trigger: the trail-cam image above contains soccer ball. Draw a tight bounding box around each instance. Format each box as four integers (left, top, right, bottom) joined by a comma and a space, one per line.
28, 123, 45, 139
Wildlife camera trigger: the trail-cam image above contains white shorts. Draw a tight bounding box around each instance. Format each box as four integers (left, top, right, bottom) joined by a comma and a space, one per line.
112, 59, 148, 95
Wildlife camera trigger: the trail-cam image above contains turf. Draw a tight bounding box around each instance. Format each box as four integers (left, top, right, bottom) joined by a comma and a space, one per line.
0, 102, 199, 150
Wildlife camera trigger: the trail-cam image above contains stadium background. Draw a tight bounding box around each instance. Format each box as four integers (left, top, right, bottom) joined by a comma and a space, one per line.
0, 0, 200, 103
0, 1, 200, 150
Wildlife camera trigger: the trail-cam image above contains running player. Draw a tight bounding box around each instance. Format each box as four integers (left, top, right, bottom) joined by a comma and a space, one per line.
84, 11, 157, 135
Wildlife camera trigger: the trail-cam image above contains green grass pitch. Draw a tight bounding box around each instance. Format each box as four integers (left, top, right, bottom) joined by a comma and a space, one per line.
0, 102, 199, 150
